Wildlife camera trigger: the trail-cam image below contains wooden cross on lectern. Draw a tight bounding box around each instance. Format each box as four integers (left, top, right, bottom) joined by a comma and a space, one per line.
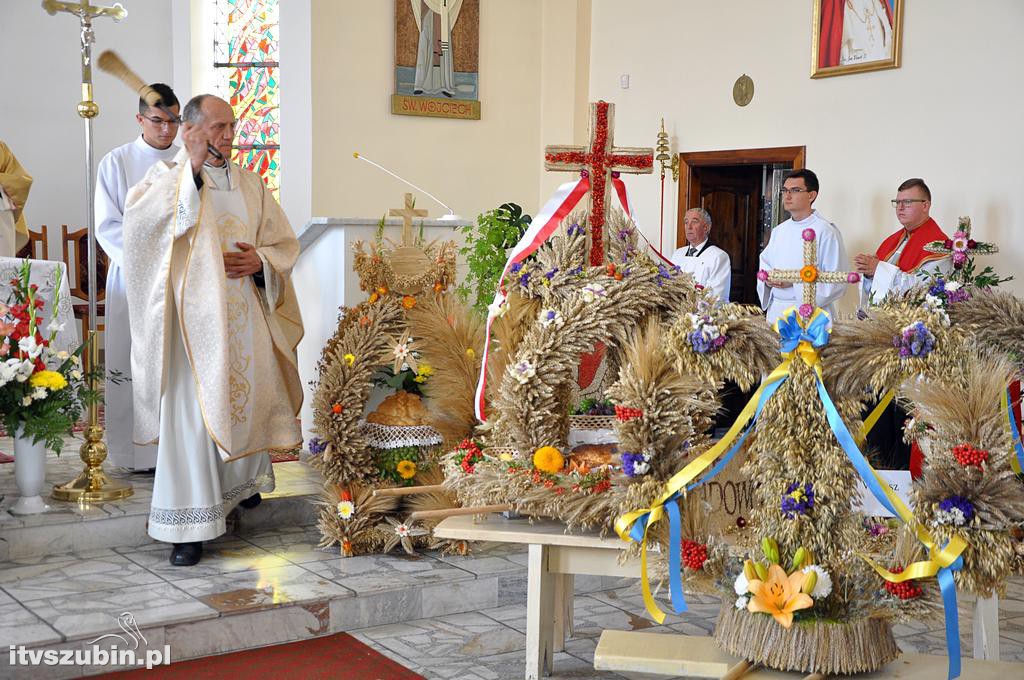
544, 101, 654, 266
759, 226, 862, 318
389, 193, 428, 247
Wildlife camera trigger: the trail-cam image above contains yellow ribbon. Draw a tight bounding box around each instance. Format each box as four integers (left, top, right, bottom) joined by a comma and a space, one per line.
857, 388, 895, 446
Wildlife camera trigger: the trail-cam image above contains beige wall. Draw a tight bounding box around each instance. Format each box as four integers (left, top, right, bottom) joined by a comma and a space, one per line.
311, 0, 590, 225
589, 0, 1024, 304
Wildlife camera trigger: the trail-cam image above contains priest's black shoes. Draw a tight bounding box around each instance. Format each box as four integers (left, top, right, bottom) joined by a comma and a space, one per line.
169, 542, 203, 567
239, 493, 262, 509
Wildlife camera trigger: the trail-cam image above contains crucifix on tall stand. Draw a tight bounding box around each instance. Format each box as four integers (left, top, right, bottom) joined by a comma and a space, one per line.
758, 226, 862, 320
544, 101, 654, 266
44, 0, 133, 502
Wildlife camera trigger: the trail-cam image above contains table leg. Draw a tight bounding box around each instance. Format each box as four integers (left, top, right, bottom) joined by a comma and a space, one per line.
973, 594, 1000, 660
526, 544, 556, 679
552, 574, 575, 652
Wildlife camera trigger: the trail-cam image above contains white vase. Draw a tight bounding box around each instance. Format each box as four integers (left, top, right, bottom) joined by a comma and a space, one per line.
10, 426, 50, 515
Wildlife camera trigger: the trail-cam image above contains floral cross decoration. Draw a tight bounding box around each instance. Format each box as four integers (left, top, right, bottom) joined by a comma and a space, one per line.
757, 227, 862, 319
923, 216, 998, 269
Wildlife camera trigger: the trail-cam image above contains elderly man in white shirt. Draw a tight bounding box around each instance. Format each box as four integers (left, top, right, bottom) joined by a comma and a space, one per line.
669, 207, 732, 301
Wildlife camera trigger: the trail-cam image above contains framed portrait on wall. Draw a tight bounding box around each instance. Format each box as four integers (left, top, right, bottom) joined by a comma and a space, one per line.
392, 0, 481, 120
811, 0, 903, 78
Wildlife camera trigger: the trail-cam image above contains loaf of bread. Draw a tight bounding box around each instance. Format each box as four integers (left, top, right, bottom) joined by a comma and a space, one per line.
366, 391, 429, 426
568, 443, 617, 471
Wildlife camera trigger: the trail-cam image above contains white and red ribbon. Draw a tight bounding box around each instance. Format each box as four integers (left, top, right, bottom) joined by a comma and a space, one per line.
473, 177, 670, 421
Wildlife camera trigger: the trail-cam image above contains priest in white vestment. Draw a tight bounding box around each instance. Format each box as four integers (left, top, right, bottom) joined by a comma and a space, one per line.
669, 207, 731, 301
855, 178, 952, 307
123, 95, 303, 566
758, 169, 849, 324
95, 84, 181, 470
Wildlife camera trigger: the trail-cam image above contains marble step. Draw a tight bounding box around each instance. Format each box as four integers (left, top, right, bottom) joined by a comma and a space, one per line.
0, 456, 321, 562
0, 534, 533, 679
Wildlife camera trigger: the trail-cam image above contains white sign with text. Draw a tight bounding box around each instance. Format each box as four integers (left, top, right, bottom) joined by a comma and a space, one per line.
855, 469, 913, 518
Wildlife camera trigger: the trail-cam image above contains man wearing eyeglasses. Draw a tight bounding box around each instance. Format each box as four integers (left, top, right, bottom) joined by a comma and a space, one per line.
853, 178, 951, 306
757, 168, 848, 323
95, 83, 181, 471
122, 94, 303, 567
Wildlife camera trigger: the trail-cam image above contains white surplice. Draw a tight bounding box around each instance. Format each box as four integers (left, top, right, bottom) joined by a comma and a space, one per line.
860, 244, 953, 307
95, 136, 179, 470
669, 239, 732, 301
757, 210, 849, 324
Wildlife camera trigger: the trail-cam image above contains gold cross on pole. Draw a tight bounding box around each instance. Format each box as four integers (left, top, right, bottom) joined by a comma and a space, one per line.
758, 226, 861, 318
389, 193, 428, 247
46, 0, 133, 503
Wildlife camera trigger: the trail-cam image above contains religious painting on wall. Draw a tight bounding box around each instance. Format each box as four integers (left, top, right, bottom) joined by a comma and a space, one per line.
811, 0, 903, 78
392, 0, 481, 120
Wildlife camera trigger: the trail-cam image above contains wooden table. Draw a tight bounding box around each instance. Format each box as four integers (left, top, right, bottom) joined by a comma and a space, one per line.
434, 514, 639, 680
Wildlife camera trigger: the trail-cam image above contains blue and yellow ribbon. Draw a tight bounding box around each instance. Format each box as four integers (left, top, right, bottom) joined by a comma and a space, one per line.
1002, 388, 1024, 475
616, 307, 967, 679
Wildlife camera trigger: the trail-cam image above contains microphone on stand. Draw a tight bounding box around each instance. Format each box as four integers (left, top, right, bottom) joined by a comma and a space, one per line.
353, 152, 462, 222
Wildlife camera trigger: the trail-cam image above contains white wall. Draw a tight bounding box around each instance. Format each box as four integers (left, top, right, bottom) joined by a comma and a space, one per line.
589, 0, 1024, 303
0, 0, 176, 259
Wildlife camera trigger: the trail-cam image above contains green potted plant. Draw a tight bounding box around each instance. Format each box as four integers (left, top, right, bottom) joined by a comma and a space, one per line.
456, 203, 531, 317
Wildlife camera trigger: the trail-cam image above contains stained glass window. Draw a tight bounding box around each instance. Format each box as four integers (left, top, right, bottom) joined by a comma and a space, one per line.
213, 0, 280, 200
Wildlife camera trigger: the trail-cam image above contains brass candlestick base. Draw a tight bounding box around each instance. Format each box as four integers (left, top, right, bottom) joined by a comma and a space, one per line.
52, 424, 133, 502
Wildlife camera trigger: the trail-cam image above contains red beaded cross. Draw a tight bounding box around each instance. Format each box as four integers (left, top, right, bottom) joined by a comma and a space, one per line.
544, 100, 653, 266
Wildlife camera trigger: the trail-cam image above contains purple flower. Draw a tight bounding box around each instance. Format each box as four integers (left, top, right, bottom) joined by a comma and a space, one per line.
621, 452, 651, 478
308, 437, 327, 455
544, 267, 559, 280
798, 303, 814, 318
510, 262, 523, 274
781, 481, 815, 519
617, 229, 631, 240
936, 495, 975, 526
518, 272, 530, 287
568, 265, 584, 276
928, 279, 946, 297
567, 223, 584, 236
947, 288, 970, 304
801, 228, 816, 242
894, 321, 935, 359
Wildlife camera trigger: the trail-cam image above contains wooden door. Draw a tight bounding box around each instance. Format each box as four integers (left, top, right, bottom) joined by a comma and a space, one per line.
692, 165, 762, 304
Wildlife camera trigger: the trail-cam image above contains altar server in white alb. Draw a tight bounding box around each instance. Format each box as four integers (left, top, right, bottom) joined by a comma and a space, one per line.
95, 83, 181, 470
757, 169, 849, 323
123, 94, 304, 567
669, 207, 731, 301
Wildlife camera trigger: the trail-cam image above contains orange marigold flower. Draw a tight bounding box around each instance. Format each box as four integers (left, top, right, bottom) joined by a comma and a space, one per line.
402, 295, 417, 310
331, 403, 344, 414
533, 446, 565, 474
799, 265, 818, 283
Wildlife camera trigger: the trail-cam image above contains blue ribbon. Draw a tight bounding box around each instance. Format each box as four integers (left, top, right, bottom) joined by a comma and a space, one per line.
628, 368, 789, 616
1007, 388, 1024, 472
777, 309, 830, 353
813, 345, 963, 680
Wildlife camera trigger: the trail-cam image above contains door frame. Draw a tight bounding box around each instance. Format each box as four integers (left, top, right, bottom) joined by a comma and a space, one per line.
676, 146, 805, 249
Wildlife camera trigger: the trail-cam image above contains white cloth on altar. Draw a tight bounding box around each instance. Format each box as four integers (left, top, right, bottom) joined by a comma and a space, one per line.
0, 257, 78, 354
0, 187, 16, 257
859, 239, 953, 307
669, 239, 732, 301
95, 136, 179, 469
147, 306, 274, 543
757, 210, 848, 324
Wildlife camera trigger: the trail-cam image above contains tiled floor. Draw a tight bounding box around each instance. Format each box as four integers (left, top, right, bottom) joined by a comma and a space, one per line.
2, 437, 1023, 678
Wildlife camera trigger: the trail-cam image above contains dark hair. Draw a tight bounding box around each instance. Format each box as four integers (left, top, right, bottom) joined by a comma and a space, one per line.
897, 177, 931, 201
139, 83, 178, 115
785, 168, 819, 194
182, 94, 215, 124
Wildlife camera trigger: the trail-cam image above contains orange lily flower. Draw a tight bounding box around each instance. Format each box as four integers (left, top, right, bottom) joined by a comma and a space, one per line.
746, 563, 813, 628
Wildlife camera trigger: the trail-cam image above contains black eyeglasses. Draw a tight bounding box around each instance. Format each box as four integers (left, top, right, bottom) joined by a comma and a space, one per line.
780, 188, 810, 195
891, 199, 927, 208
140, 115, 180, 129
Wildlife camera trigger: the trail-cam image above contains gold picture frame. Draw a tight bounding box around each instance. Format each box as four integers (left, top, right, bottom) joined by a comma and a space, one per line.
811, 0, 904, 78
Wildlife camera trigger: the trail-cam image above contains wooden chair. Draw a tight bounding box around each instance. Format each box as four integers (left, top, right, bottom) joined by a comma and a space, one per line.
15, 224, 49, 260
61, 225, 108, 341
